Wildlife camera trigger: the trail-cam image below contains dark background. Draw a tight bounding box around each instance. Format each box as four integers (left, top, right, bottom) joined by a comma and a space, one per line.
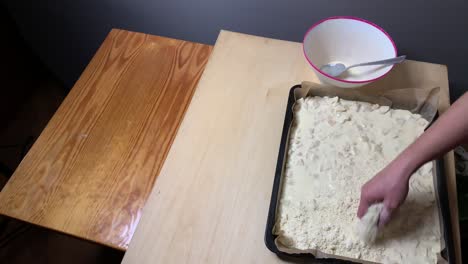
2, 0, 467, 100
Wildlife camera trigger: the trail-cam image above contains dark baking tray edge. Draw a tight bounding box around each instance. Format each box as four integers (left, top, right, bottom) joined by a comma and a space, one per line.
264, 84, 455, 263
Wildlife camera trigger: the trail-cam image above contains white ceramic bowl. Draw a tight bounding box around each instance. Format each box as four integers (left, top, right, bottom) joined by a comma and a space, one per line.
303, 16, 397, 88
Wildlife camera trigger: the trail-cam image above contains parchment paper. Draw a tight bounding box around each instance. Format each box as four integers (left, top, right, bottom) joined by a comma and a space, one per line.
273, 81, 447, 264
297, 82, 440, 123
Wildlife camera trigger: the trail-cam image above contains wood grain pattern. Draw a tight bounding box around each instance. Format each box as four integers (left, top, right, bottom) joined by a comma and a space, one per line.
0, 29, 212, 250
122, 30, 460, 263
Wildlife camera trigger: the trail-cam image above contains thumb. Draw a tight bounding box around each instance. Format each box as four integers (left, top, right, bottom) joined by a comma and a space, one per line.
378, 205, 393, 228
357, 197, 370, 218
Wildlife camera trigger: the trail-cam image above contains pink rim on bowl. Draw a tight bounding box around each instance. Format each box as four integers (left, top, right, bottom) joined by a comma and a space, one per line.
302, 16, 398, 84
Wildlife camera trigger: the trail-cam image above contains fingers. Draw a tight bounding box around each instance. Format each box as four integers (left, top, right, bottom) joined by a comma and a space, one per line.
379, 199, 400, 228
378, 206, 392, 228
357, 195, 370, 218
357, 183, 378, 218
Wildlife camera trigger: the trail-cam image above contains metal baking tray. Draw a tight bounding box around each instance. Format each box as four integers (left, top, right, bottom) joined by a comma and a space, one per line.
264, 84, 455, 263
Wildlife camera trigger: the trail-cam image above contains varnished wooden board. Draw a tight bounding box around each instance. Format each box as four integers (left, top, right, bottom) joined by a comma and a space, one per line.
122, 30, 460, 263
0, 29, 212, 250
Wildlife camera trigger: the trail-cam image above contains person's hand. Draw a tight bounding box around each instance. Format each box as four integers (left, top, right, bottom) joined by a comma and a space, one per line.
357, 159, 412, 227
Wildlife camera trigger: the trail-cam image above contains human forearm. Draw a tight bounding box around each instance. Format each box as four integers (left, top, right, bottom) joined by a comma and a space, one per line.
358, 92, 468, 224
397, 92, 468, 179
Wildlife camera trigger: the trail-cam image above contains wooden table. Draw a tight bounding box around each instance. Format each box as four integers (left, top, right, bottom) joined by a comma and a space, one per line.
0, 29, 212, 250
122, 30, 461, 263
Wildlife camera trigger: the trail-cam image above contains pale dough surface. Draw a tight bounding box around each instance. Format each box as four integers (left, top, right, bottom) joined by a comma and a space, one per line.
275, 96, 441, 263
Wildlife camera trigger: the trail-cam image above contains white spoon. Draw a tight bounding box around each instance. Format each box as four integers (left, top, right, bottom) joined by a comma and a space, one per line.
320, 55, 406, 77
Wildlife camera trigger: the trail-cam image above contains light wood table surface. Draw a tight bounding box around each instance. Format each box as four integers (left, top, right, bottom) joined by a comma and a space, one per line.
0, 29, 212, 250
122, 30, 461, 263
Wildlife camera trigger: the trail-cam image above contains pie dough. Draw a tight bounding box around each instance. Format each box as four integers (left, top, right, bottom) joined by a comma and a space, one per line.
275, 96, 441, 263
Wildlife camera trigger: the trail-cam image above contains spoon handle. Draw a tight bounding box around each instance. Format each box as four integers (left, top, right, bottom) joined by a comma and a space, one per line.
348, 55, 406, 69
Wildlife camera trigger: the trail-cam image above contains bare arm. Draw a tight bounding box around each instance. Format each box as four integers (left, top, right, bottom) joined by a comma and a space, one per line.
357, 92, 468, 226
401, 92, 468, 173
